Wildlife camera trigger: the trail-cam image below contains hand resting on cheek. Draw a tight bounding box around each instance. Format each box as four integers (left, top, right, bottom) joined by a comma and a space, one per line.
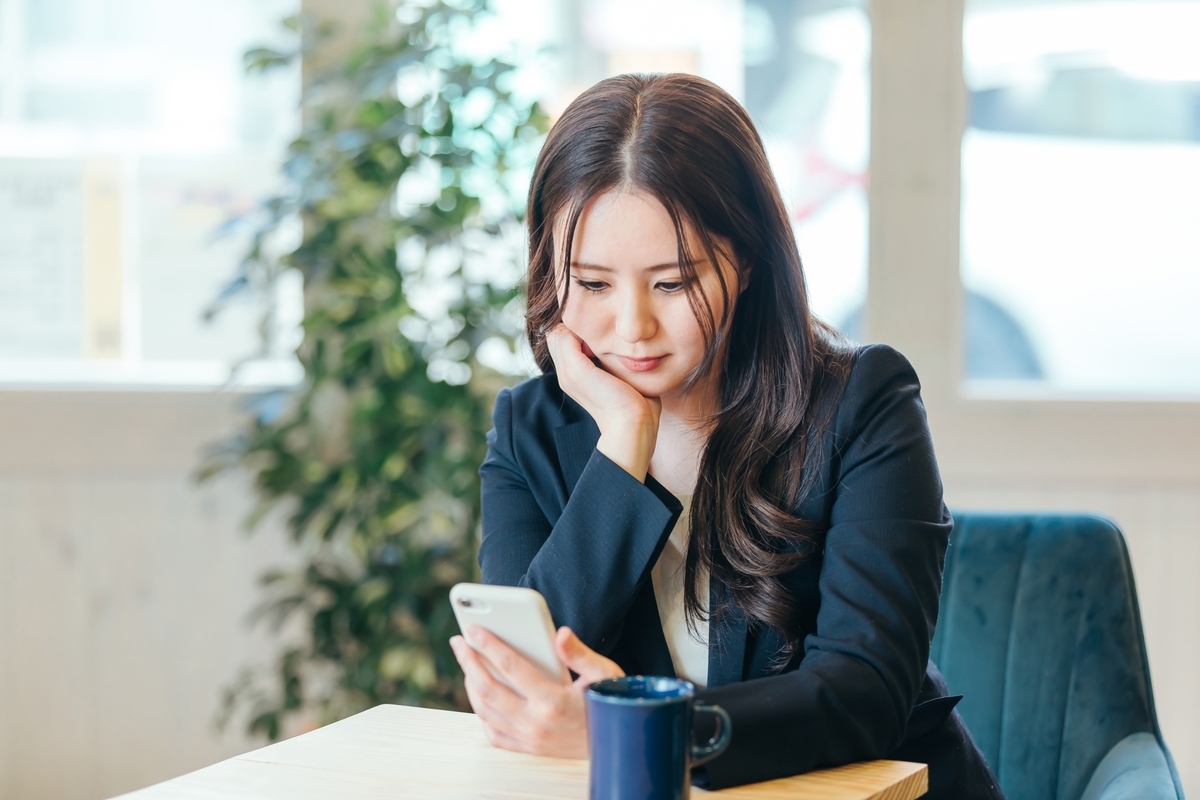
544, 324, 662, 483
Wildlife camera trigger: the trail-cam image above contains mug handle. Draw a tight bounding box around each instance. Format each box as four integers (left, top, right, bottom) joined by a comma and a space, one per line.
691, 701, 732, 767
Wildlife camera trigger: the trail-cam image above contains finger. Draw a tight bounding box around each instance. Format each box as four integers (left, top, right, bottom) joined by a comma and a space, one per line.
480, 721, 526, 753
551, 322, 578, 341
463, 673, 519, 737
451, 637, 526, 729
554, 627, 624, 684
545, 325, 581, 371
456, 636, 572, 757
553, 325, 598, 366
468, 625, 566, 695
451, 634, 495, 685
453, 634, 522, 705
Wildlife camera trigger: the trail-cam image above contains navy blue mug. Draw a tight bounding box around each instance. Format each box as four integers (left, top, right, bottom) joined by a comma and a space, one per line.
585, 676, 732, 800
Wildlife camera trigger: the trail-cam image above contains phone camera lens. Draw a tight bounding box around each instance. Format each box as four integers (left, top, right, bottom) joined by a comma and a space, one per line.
458, 598, 472, 607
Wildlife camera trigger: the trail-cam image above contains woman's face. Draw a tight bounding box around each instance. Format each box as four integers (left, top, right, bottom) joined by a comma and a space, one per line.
558, 189, 740, 405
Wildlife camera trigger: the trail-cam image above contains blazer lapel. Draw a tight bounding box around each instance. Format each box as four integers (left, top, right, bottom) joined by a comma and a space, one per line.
553, 417, 600, 494
707, 580, 749, 688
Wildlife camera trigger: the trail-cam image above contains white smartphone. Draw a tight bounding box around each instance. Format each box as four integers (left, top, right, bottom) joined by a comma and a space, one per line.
450, 583, 568, 686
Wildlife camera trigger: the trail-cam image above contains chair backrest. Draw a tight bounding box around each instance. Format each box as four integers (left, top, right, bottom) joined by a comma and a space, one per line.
930, 513, 1171, 800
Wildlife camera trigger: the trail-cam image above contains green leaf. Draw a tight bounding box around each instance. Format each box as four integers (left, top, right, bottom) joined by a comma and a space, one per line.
208, 0, 548, 742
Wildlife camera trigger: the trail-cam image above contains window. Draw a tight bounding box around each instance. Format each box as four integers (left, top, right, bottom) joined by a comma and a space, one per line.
744, 1, 870, 331
960, 0, 1200, 396
0, 0, 874, 386
0, 0, 301, 387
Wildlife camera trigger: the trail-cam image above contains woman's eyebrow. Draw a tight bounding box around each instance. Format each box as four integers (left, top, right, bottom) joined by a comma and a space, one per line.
570, 260, 706, 273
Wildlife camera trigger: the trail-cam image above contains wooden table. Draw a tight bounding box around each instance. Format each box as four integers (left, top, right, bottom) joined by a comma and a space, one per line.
114, 705, 927, 799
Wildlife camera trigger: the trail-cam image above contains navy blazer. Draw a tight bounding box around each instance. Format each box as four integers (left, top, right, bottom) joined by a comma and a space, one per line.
479, 344, 1002, 799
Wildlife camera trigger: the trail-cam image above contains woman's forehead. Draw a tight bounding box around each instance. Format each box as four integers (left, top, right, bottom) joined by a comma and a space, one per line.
556, 189, 704, 269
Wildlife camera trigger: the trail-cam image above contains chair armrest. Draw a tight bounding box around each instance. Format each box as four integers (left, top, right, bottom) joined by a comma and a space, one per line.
1080, 732, 1183, 800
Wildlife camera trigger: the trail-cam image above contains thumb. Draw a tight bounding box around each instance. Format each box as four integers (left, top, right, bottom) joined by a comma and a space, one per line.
555, 627, 623, 684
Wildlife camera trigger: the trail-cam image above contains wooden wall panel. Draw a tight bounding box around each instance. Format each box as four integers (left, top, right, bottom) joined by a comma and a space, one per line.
0, 462, 292, 799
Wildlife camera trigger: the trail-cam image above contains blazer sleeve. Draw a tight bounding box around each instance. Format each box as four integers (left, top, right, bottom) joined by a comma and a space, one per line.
696, 345, 952, 788
478, 385, 684, 654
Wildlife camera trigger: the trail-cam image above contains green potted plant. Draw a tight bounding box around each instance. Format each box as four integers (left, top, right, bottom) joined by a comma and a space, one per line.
202, 0, 546, 740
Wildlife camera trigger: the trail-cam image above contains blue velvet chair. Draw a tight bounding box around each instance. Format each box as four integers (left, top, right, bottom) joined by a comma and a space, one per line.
931, 513, 1184, 799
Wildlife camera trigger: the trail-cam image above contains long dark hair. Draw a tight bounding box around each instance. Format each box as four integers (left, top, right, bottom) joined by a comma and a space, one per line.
525, 73, 853, 659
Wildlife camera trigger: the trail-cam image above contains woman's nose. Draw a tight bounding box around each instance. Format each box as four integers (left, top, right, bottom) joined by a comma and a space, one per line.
614, 289, 657, 344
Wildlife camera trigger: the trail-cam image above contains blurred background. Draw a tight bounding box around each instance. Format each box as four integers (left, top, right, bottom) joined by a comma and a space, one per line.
0, 0, 1197, 797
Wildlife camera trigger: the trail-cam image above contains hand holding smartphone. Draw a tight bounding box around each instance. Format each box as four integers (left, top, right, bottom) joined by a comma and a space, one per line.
449, 583, 568, 686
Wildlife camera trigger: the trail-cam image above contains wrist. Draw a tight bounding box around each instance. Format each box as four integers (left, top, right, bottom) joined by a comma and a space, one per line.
596, 422, 656, 483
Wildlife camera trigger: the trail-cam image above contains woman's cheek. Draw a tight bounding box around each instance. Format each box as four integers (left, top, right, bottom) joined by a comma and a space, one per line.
559, 304, 599, 359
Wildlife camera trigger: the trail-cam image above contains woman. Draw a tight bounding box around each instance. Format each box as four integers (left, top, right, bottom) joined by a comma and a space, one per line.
448, 73, 1003, 799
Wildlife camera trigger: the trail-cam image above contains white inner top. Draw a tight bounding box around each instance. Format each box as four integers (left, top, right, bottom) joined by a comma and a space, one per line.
650, 496, 709, 688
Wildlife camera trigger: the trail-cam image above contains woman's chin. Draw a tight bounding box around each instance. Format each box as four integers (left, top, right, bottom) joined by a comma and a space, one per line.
614, 372, 679, 399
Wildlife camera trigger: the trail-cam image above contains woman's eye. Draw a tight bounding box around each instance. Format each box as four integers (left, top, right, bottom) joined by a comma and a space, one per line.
657, 280, 686, 293
573, 278, 608, 293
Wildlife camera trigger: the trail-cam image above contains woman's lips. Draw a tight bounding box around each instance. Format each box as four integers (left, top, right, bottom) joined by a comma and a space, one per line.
616, 355, 665, 372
